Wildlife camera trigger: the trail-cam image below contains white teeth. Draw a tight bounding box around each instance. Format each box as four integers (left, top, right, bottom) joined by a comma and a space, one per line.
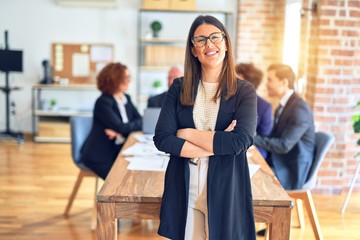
206, 51, 217, 56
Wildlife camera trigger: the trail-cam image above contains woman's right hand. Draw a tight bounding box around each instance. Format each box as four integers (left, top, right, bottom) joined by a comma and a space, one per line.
225, 120, 237, 132
104, 128, 121, 140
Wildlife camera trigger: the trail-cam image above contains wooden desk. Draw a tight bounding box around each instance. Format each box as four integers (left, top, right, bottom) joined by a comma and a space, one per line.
97, 133, 293, 239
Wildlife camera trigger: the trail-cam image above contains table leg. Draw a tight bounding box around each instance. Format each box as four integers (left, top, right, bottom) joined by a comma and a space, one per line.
97, 202, 116, 240
269, 207, 291, 240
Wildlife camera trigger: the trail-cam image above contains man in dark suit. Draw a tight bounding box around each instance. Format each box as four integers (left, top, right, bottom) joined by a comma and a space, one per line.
147, 66, 183, 108
254, 63, 315, 190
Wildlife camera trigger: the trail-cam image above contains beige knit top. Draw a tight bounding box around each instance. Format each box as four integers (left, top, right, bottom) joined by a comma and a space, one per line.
190, 81, 220, 212
193, 81, 220, 131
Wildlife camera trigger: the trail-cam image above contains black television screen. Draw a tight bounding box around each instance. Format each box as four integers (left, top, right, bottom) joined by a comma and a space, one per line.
0, 49, 23, 72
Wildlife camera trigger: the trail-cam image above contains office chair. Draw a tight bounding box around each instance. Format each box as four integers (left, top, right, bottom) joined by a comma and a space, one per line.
287, 131, 335, 240
64, 116, 98, 230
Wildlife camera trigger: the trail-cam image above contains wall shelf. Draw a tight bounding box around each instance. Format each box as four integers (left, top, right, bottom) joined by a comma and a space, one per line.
32, 84, 98, 143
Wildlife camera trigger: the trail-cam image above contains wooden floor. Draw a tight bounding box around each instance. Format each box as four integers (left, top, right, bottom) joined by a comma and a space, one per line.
0, 138, 359, 240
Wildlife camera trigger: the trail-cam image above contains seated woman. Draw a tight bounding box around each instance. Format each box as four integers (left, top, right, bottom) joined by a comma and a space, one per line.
80, 62, 142, 180
235, 63, 273, 158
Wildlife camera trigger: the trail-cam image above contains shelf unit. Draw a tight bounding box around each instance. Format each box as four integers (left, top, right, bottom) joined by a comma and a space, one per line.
32, 84, 98, 143
137, 9, 233, 111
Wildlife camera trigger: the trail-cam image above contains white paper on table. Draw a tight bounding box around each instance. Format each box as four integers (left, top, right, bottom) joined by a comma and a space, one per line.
122, 142, 166, 156
248, 163, 261, 178
126, 155, 169, 171
134, 134, 154, 143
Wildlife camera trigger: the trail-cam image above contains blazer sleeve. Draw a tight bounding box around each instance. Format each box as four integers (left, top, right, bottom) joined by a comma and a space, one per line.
153, 80, 186, 157
94, 95, 142, 136
257, 100, 273, 136
213, 80, 257, 155
254, 99, 312, 154
147, 96, 156, 108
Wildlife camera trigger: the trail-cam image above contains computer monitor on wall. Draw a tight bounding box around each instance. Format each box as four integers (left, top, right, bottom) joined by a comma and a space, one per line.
0, 49, 23, 72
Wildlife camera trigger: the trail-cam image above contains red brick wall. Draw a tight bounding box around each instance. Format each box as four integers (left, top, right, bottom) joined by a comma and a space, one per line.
306, 0, 360, 194
236, 0, 285, 108
236, 0, 360, 194
236, 0, 285, 72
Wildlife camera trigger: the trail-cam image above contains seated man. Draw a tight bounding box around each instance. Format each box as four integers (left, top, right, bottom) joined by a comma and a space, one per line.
147, 65, 183, 108
254, 63, 315, 190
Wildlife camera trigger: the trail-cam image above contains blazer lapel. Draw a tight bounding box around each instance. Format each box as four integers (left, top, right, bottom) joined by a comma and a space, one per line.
272, 92, 298, 134
183, 79, 200, 129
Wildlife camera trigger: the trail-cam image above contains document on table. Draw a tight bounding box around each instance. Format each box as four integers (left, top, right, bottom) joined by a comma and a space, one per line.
248, 163, 261, 178
133, 134, 154, 143
125, 155, 169, 171
122, 142, 166, 156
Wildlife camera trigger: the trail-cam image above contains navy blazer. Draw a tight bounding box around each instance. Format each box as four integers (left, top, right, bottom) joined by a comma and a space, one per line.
255, 92, 315, 190
80, 93, 142, 179
154, 78, 257, 240
147, 91, 167, 108
256, 95, 273, 158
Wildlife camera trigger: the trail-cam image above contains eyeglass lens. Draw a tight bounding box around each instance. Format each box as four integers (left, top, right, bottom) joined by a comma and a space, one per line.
192, 32, 224, 47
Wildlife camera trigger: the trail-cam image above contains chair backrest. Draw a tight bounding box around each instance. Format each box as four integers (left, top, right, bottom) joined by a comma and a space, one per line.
303, 131, 335, 190
70, 116, 93, 169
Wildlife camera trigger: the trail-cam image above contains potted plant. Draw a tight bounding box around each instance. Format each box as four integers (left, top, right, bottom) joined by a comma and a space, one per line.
50, 98, 57, 111
152, 79, 163, 94
150, 20, 162, 38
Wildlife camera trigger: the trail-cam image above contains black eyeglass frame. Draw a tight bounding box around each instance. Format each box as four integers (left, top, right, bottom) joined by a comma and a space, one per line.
191, 31, 226, 47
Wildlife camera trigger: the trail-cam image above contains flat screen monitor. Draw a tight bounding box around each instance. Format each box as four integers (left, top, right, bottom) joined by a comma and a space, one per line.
0, 49, 23, 72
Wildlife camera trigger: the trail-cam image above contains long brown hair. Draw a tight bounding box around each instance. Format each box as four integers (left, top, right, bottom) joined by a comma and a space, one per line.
181, 15, 237, 106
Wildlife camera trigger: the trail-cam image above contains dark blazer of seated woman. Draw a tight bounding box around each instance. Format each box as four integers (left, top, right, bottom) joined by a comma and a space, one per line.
80, 63, 142, 180
235, 62, 273, 158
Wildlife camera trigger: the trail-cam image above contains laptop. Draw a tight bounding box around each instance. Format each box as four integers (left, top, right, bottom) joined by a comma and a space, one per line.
142, 108, 161, 134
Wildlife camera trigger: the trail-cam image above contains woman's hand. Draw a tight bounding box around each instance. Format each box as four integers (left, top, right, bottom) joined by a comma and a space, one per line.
177, 128, 192, 140
225, 120, 237, 132
104, 129, 121, 140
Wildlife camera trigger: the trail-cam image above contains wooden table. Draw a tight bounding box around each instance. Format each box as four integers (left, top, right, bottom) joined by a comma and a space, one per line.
97, 133, 293, 239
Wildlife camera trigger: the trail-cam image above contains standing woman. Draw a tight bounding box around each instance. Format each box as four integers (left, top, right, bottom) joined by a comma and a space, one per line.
81, 62, 142, 180
154, 15, 257, 240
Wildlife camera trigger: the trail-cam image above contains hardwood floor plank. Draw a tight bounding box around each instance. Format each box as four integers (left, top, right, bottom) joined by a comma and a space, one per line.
0, 139, 359, 239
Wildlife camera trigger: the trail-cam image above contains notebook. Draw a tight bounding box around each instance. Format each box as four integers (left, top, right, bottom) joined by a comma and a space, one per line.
142, 108, 161, 134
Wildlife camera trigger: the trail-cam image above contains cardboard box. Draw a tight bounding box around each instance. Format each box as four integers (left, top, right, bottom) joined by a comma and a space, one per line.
145, 45, 185, 66
38, 121, 70, 138
170, 0, 195, 10
142, 0, 169, 10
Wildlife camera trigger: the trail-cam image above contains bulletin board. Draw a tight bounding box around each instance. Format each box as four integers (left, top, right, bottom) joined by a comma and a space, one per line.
51, 43, 114, 84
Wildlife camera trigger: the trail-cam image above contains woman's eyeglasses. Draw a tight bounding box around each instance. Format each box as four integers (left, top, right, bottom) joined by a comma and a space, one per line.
191, 32, 225, 47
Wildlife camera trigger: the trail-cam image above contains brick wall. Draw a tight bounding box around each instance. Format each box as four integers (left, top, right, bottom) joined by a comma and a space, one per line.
306, 0, 360, 194
236, 0, 285, 108
236, 0, 360, 194
236, 0, 285, 72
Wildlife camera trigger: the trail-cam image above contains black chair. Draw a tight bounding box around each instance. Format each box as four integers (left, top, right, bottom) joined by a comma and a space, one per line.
287, 131, 334, 240
63, 116, 98, 230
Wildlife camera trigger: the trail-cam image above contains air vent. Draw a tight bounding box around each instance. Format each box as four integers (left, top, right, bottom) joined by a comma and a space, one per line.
56, 0, 118, 8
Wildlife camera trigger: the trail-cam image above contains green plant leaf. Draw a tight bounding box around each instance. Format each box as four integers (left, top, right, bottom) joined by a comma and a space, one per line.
353, 101, 360, 146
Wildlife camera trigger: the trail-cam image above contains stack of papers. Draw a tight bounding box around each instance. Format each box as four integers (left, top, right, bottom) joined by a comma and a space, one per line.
123, 134, 169, 171
125, 155, 169, 172
248, 164, 261, 178
133, 134, 154, 143
122, 142, 166, 156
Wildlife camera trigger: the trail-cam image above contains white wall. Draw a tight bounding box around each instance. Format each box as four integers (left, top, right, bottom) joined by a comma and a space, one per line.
0, 0, 236, 133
